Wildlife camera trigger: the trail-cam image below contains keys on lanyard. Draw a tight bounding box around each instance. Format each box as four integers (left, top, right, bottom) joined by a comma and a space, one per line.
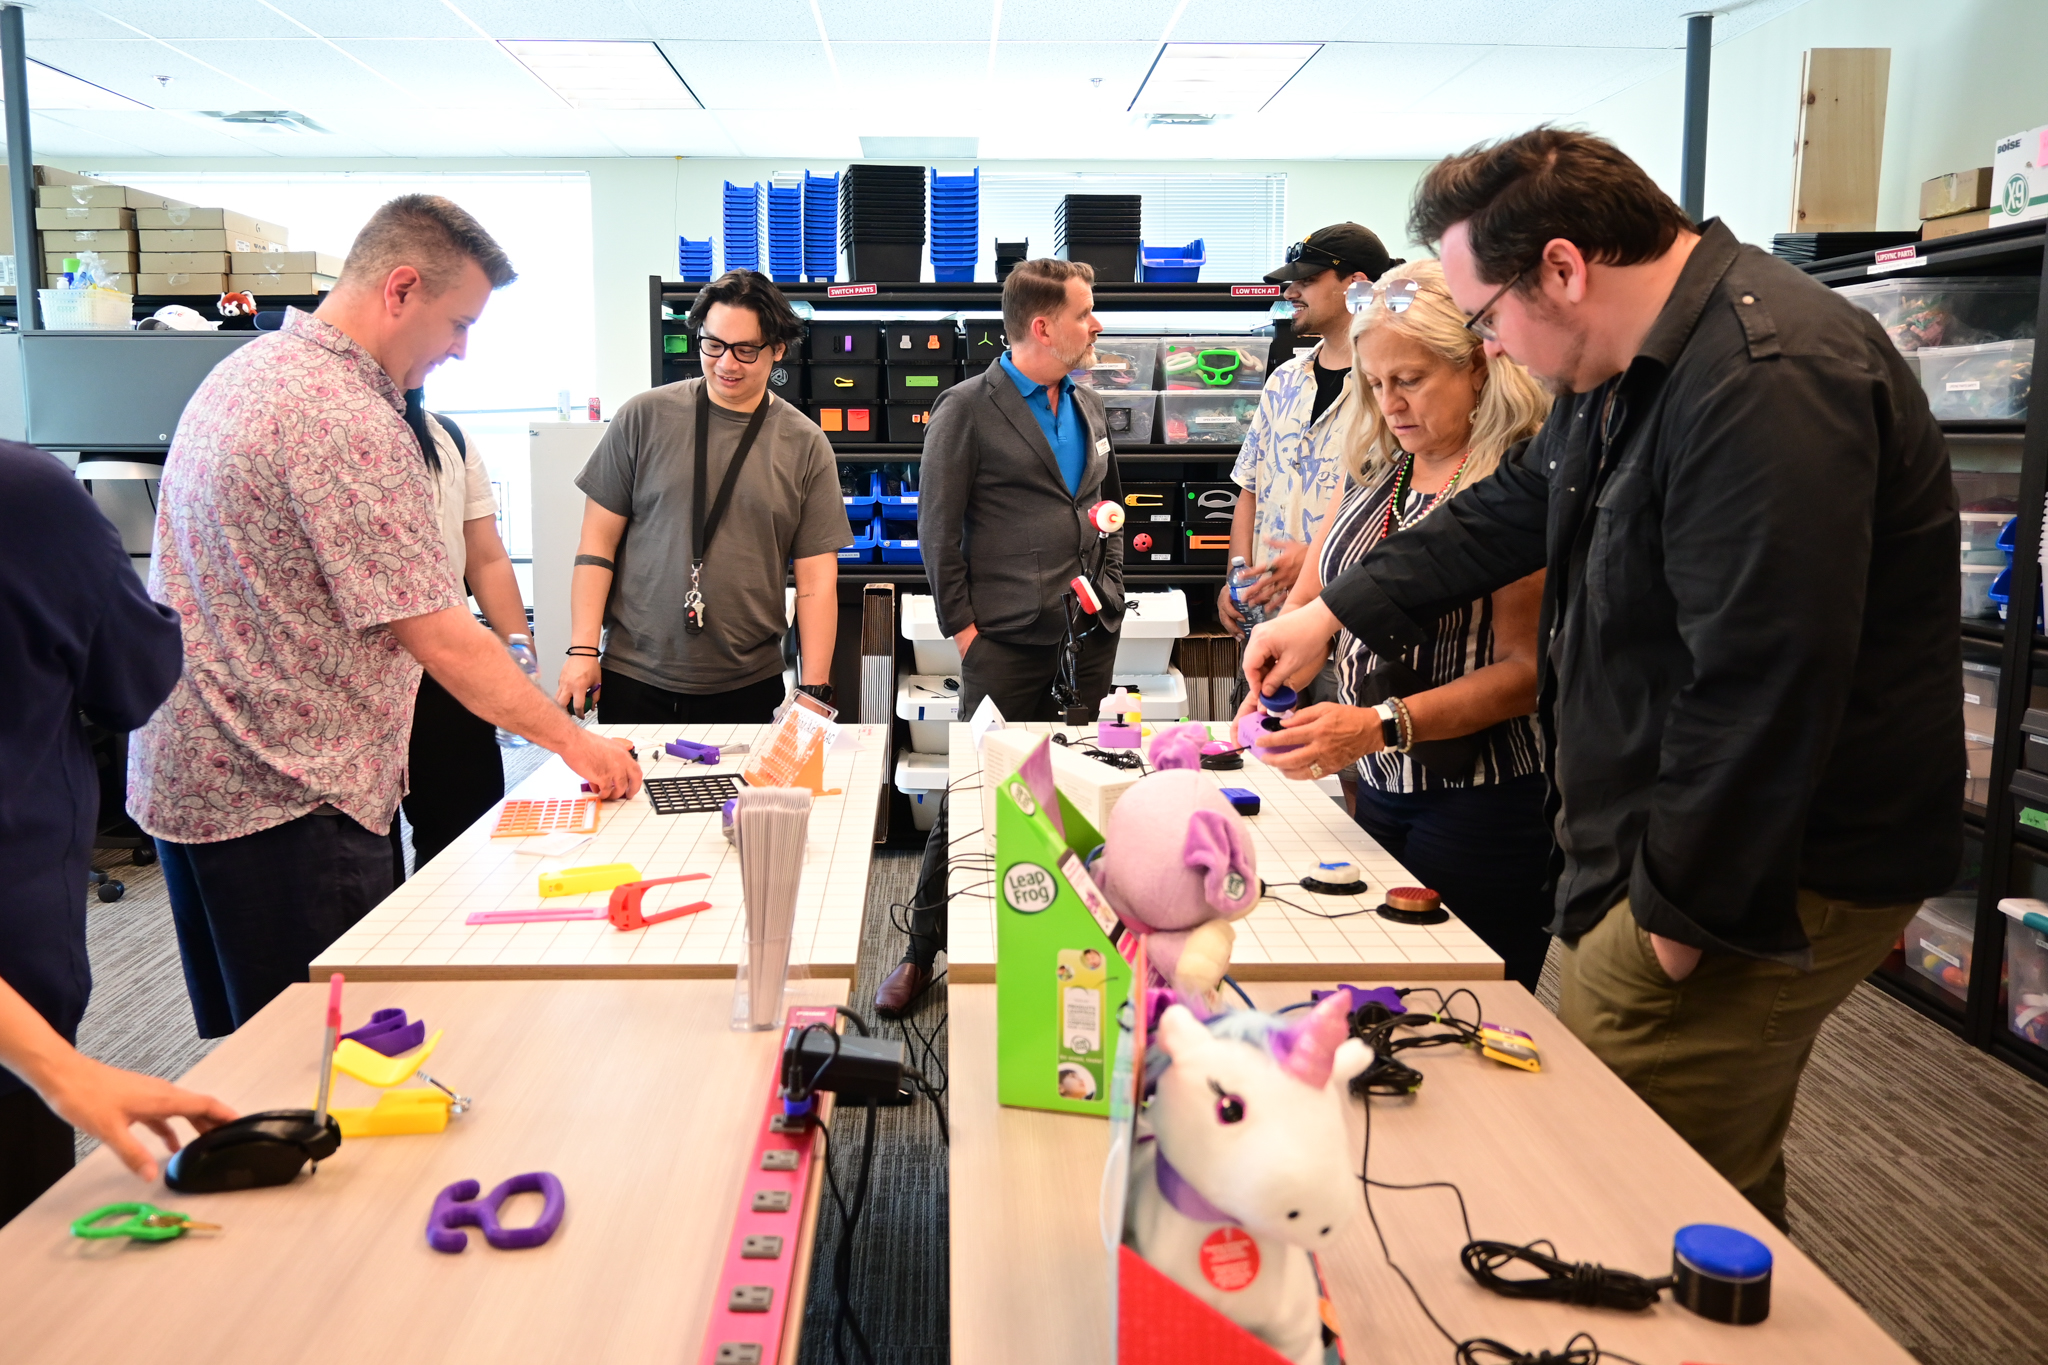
684, 565, 707, 635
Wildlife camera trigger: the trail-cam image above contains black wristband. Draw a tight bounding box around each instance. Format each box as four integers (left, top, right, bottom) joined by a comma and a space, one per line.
573, 554, 615, 571
565, 646, 601, 658
796, 682, 835, 705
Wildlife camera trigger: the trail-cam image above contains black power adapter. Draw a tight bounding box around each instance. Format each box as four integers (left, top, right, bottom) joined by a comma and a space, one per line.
780, 1026, 914, 1107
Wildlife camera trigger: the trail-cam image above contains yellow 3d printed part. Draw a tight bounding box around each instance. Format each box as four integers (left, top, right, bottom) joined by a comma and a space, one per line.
537, 862, 642, 898
331, 1087, 453, 1137
332, 1031, 443, 1088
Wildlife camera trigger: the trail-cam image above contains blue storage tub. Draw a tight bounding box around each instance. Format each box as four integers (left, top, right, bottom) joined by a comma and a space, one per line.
880, 537, 924, 564
1139, 239, 1206, 283
678, 236, 714, 282
722, 181, 762, 272
839, 526, 877, 563
843, 468, 880, 518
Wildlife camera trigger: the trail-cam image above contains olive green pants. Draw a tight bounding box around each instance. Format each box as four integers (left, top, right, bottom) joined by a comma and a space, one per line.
1556, 891, 1921, 1229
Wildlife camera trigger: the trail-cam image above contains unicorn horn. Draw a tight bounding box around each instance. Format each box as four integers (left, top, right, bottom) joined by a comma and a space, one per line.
1276, 991, 1352, 1089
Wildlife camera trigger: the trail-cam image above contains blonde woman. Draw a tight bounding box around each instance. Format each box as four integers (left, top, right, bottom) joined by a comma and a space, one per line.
1246, 261, 1554, 986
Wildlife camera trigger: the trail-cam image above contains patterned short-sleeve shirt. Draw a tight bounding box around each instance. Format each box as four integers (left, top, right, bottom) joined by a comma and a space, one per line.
129, 309, 463, 844
1230, 341, 1355, 565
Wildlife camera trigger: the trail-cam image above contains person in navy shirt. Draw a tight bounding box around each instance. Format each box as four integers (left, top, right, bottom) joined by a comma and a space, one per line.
0, 440, 231, 1224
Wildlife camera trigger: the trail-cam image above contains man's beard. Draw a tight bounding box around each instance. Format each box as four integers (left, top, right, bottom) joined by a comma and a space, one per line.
1055, 338, 1097, 372
1528, 323, 1589, 397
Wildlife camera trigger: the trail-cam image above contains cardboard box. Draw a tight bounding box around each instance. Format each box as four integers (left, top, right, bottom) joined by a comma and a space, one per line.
232, 250, 342, 277
139, 228, 282, 254
140, 251, 232, 273
137, 273, 228, 295
1924, 210, 1994, 241
1920, 168, 1994, 221
1991, 125, 2048, 227
33, 206, 134, 231
136, 206, 288, 245
45, 251, 139, 273
40, 227, 136, 250
229, 273, 335, 295
36, 183, 169, 211
0, 165, 112, 253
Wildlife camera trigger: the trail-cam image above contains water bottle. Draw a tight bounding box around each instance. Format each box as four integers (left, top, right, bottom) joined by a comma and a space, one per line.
497, 633, 540, 748
1228, 556, 1266, 629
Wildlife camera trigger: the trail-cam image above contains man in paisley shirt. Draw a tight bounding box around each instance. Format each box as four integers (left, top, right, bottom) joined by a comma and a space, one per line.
130, 196, 641, 1037
1223, 224, 1402, 644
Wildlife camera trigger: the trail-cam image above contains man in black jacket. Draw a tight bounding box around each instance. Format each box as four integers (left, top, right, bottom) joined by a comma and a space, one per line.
1243, 128, 1960, 1227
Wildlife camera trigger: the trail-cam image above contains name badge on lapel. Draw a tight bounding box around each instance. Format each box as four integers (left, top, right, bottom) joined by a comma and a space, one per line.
1095, 437, 1111, 458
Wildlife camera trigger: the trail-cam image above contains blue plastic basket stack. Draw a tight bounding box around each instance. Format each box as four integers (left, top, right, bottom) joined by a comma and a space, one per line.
677, 236, 714, 283
929, 168, 979, 283
1138, 239, 1206, 283
767, 184, 803, 283
803, 171, 839, 282
722, 181, 761, 273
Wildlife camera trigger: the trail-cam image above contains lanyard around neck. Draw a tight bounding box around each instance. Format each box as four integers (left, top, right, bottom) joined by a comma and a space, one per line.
693, 387, 771, 567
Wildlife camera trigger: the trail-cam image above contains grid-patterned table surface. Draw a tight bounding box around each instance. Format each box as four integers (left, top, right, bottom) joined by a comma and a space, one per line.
312, 723, 887, 981
945, 723, 1502, 982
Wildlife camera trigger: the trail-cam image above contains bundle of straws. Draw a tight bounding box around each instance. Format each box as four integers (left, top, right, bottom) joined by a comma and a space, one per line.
732, 786, 813, 1030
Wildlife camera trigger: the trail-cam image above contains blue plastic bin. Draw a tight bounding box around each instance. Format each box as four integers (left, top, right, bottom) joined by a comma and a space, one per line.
880, 537, 923, 565
722, 182, 761, 272
678, 236, 714, 282
843, 469, 880, 518
1139, 239, 1206, 283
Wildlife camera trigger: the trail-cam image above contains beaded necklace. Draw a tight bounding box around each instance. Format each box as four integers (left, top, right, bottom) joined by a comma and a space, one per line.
1377, 449, 1473, 545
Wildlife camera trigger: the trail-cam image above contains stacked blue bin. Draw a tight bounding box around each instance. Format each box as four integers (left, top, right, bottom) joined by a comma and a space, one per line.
722, 181, 761, 273
677, 236, 714, 283
804, 172, 840, 282
878, 472, 921, 563
1989, 516, 2044, 629
767, 184, 803, 283
930, 168, 979, 283
1138, 239, 1206, 283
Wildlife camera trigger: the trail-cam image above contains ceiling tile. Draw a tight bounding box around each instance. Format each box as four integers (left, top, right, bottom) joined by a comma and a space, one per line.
1415, 44, 1673, 115
473, 0, 719, 41
815, 0, 996, 43
22, 3, 151, 43
580, 108, 742, 156
23, 38, 286, 107
993, 0, 1181, 44
660, 40, 836, 108
79, 0, 307, 42
174, 38, 435, 109
1259, 43, 1492, 118
333, 39, 564, 110
261, 0, 480, 40
712, 108, 862, 160
1167, 0, 1810, 49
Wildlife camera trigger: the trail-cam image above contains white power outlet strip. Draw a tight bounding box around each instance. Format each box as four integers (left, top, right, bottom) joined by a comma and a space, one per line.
979, 727, 1139, 844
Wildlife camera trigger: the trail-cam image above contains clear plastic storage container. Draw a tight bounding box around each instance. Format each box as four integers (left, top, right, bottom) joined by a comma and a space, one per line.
1919, 339, 2034, 421
1962, 563, 2002, 619
1961, 511, 2014, 559
1835, 278, 2038, 351
895, 751, 950, 831
1074, 337, 1160, 391
1161, 336, 1269, 391
1998, 898, 2048, 1046
896, 674, 961, 754
901, 595, 958, 676
1904, 897, 1976, 1001
1099, 390, 1159, 446
1161, 390, 1260, 444
1112, 590, 1189, 675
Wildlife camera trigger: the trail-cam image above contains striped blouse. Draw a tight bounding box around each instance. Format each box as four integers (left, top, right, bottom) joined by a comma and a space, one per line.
1320, 461, 1544, 794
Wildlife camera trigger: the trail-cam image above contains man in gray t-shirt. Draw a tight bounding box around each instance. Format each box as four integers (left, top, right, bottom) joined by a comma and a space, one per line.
561, 271, 851, 723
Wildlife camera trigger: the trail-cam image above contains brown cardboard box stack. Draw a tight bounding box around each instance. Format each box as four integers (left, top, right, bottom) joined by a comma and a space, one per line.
0, 165, 120, 293
1173, 633, 1244, 722
138, 205, 295, 295
1921, 167, 1995, 241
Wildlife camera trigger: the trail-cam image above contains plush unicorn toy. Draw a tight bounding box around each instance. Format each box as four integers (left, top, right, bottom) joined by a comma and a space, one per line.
1125, 993, 1372, 1365
1093, 724, 1261, 997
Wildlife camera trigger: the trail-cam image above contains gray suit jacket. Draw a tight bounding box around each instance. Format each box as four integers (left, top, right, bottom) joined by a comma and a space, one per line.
918, 361, 1126, 646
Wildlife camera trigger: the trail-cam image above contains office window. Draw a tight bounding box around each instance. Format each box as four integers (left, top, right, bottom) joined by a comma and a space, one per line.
978, 172, 1287, 284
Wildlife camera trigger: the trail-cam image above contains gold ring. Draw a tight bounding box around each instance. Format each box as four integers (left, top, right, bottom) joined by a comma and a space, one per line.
1310, 762, 1324, 779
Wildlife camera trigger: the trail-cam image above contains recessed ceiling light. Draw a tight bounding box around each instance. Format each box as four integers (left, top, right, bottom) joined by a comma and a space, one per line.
1129, 42, 1321, 115
9, 60, 151, 111
1144, 113, 1218, 126
499, 40, 701, 111
196, 110, 329, 134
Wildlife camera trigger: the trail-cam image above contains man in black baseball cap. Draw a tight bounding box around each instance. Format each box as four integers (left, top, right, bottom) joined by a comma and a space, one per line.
1222, 224, 1404, 650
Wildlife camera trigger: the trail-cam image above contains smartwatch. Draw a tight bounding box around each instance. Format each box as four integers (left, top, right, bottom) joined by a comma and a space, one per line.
796, 682, 836, 707
1373, 701, 1400, 750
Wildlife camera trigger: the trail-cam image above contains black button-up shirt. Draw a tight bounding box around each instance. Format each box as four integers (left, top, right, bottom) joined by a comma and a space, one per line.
1321, 220, 1962, 964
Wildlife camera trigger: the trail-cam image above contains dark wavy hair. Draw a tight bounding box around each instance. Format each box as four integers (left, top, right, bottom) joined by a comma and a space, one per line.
1408, 127, 1693, 288
686, 269, 804, 351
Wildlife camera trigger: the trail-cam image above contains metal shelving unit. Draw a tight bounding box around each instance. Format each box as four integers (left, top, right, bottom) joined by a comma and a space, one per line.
1803, 220, 2048, 1080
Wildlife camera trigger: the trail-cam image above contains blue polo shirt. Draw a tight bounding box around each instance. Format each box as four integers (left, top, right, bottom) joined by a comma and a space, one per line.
999, 351, 1087, 496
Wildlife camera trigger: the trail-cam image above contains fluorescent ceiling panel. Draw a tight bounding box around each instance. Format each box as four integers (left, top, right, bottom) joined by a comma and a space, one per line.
500, 39, 701, 109
861, 136, 977, 159
15, 59, 152, 110
1129, 42, 1320, 114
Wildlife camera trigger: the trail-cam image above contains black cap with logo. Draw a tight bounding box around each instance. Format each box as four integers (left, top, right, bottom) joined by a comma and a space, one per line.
1263, 223, 1403, 284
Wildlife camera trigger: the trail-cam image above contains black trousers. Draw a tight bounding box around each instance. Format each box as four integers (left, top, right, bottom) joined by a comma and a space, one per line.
597, 668, 786, 725
395, 671, 504, 874
958, 622, 1121, 723
0, 1085, 73, 1226
1350, 771, 1556, 990
904, 799, 950, 969
159, 807, 396, 1038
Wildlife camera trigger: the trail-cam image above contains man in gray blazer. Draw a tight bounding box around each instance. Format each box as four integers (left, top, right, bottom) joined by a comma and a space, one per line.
880, 259, 1125, 1017
918, 257, 1126, 720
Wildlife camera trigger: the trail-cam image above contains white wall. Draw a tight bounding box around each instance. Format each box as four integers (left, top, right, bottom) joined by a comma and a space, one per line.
1577, 0, 2048, 249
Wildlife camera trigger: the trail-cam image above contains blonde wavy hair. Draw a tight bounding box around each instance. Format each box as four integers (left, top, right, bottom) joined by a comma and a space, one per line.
1339, 259, 1548, 490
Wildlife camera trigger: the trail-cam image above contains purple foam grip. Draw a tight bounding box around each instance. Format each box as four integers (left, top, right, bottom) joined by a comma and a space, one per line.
342, 1008, 425, 1057
666, 738, 721, 764
427, 1172, 566, 1253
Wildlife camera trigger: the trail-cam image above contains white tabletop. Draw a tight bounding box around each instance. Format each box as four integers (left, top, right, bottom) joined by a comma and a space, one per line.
312, 723, 888, 981
944, 722, 1503, 981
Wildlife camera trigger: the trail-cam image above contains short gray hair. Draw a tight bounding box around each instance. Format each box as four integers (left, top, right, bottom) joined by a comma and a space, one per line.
340, 193, 516, 294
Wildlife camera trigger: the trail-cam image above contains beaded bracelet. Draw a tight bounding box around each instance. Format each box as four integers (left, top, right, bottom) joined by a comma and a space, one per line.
1389, 695, 1416, 753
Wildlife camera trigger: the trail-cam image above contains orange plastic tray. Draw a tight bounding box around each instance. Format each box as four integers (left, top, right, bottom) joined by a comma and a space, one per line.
490, 797, 600, 838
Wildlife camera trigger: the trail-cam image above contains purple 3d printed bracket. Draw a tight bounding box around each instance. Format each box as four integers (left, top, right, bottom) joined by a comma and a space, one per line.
341, 1008, 425, 1057
427, 1172, 566, 1253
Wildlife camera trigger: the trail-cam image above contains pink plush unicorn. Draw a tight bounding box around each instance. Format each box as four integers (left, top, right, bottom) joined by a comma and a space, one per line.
1125, 992, 1372, 1364
1093, 725, 1261, 997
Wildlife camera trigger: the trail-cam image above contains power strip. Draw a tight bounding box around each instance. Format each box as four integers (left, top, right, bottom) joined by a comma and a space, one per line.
698, 1003, 839, 1365
980, 726, 1139, 843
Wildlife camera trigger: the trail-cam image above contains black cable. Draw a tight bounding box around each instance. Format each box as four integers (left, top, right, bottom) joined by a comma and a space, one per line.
833, 1004, 871, 1036
1262, 887, 1381, 921
1221, 974, 1255, 1009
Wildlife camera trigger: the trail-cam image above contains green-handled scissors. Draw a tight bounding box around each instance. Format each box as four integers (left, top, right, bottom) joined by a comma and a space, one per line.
71, 1203, 221, 1242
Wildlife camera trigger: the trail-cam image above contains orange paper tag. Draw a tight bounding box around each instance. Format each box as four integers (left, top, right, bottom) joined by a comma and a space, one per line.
1198, 1227, 1260, 1292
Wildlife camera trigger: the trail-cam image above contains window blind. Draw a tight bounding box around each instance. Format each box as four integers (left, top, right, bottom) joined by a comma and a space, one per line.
978, 172, 1287, 284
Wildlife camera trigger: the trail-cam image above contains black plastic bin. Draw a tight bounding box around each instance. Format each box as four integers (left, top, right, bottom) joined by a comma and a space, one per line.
887, 405, 935, 443
886, 365, 961, 403
809, 402, 883, 442
844, 241, 924, 283
812, 363, 884, 402
806, 321, 882, 361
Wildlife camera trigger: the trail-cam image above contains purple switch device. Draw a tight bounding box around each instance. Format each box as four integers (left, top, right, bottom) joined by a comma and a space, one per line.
666, 738, 721, 764
341, 1008, 425, 1057
428, 1172, 566, 1253
1236, 684, 1307, 756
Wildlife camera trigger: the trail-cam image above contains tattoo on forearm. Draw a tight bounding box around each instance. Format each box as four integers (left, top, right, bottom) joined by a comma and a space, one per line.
573, 554, 614, 570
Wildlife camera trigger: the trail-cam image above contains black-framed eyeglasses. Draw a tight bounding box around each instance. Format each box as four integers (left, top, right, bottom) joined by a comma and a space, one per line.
699, 331, 766, 363
1283, 239, 1344, 274
1462, 266, 1531, 342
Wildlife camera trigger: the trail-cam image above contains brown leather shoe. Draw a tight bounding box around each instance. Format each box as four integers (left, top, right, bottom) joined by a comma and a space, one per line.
874, 961, 932, 1019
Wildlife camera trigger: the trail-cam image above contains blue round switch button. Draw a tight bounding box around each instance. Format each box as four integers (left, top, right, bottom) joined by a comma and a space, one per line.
1674, 1223, 1773, 1280
1671, 1223, 1773, 1325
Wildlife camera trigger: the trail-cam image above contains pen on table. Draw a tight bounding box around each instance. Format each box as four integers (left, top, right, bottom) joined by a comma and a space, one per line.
311, 972, 343, 1158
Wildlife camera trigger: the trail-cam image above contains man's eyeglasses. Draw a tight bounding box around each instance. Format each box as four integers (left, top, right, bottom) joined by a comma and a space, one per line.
699, 332, 766, 363
1283, 240, 1344, 274
1462, 267, 1531, 343
1345, 276, 1424, 316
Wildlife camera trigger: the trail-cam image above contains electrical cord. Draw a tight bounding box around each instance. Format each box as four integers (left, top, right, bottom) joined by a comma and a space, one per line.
1262, 886, 1382, 921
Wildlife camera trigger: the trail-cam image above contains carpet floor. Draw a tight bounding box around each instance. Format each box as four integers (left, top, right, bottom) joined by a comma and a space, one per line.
56, 834, 2048, 1365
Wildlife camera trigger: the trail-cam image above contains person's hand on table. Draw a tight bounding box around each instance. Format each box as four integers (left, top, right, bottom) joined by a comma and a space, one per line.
1251, 702, 1381, 781
555, 653, 602, 717
564, 729, 642, 799
1216, 585, 1245, 640
37, 1052, 236, 1183
954, 622, 979, 659
1244, 537, 1306, 606
1650, 934, 1703, 982
1241, 599, 1341, 702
